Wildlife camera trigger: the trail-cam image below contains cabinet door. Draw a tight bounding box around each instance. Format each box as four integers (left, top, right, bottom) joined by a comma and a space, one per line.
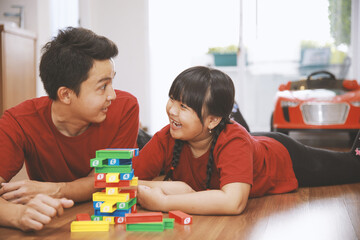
1, 28, 36, 113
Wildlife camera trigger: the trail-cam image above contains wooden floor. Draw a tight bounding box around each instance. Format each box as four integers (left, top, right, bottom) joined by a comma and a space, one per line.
0, 131, 359, 240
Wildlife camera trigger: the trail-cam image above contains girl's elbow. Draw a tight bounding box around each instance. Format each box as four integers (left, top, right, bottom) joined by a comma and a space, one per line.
229, 200, 247, 215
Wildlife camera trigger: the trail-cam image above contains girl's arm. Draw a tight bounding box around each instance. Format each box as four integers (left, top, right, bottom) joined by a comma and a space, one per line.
138, 180, 195, 195
137, 182, 251, 215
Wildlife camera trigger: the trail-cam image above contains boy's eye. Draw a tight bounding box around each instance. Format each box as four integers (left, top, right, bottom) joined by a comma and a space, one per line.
100, 84, 107, 90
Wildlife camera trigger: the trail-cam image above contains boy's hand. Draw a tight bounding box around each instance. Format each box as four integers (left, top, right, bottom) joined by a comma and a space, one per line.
14, 194, 74, 231
0, 180, 65, 204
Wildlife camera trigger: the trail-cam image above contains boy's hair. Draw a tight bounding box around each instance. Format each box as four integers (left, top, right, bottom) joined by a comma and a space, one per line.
39, 27, 118, 100
165, 66, 235, 189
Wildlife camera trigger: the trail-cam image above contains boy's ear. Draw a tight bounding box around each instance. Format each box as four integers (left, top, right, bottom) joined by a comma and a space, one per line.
57, 87, 73, 104
208, 115, 222, 130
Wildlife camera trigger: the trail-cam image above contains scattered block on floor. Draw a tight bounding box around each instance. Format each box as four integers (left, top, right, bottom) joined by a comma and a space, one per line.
70, 221, 110, 232
126, 222, 164, 232
125, 212, 163, 224
168, 210, 192, 225
163, 218, 175, 229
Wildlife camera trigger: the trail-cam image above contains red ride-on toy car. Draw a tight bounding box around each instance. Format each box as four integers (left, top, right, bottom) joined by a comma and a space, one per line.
271, 71, 360, 140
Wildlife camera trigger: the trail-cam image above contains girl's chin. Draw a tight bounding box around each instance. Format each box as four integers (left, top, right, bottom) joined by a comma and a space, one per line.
169, 129, 184, 140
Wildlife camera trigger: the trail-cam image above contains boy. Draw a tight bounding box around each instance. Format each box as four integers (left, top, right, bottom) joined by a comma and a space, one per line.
0, 27, 139, 231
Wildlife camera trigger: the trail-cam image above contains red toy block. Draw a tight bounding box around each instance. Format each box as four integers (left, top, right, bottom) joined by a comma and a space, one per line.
76, 213, 91, 221
168, 210, 192, 225
125, 212, 163, 224
119, 189, 137, 198
95, 173, 106, 182
131, 203, 137, 213
115, 217, 126, 224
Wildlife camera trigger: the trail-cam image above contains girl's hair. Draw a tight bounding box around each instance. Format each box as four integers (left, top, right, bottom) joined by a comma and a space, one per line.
164, 66, 235, 189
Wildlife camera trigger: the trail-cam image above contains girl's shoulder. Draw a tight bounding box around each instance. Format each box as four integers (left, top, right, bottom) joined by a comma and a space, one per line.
222, 121, 250, 137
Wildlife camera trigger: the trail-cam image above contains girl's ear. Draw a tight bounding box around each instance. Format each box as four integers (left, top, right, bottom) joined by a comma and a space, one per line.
207, 115, 222, 131
57, 87, 73, 104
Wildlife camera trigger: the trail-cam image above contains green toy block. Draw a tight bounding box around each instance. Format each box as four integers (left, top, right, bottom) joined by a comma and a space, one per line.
90, 158, 107, 167
96, 149, 134, 159
95, 165, 133, 174
163, 218, 174, 229
91, 215, 103, 221
117, 197, 137, 210
126, 222, 164, 232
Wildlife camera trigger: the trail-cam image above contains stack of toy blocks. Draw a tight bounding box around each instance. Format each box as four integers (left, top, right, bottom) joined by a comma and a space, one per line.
71, 148, 139, 232
91, 148, 139, 224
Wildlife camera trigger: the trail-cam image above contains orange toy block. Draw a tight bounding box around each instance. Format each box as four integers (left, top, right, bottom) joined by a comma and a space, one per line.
125, 212, 163, 224
168, 210, 192, 225
76, 213, 91, 221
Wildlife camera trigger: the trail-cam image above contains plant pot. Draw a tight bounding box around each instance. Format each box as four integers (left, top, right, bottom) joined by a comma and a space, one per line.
213, 53, 237, 66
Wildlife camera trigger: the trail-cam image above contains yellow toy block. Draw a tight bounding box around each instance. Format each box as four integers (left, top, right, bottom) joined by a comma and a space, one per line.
106, 173, 119, 183
103, 216, 115, 224
70, 221, 110, 232
100, 201, 117, 213
93, 192, 130, 202
106, 187, 118, 195
130, 176, 138, 186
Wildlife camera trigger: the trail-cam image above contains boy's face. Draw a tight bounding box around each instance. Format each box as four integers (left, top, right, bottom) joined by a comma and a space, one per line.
70, 59, 116, 124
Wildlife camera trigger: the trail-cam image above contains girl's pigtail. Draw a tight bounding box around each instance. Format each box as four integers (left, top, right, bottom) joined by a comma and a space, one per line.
205, 118, 229, 189
164, 139, 184, 181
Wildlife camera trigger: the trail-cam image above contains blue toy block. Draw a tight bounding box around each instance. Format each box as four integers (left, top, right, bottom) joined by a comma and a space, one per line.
120, 170, 134, 180
94, 208, 131, 217
93, 201, 104, 210
107, 158, 132, 166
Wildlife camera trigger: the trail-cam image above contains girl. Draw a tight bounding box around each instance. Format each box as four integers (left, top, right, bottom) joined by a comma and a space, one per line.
132, 66, 360, 215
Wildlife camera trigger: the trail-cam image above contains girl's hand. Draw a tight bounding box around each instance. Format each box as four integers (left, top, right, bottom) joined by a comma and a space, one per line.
0, 180, 64, 204
14, 194, 74, 231
137, 185, 167, 212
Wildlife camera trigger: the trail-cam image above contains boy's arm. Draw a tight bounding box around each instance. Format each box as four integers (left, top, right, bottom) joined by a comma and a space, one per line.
0, 192, 73, 231
0, 171, 96, 204
137, 182, 251, 215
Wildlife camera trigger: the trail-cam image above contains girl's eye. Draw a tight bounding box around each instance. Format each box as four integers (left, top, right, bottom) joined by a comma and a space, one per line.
180, 104, 187, 109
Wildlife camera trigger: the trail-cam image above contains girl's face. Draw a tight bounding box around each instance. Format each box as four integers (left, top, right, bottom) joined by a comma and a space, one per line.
166, 98, 210, 142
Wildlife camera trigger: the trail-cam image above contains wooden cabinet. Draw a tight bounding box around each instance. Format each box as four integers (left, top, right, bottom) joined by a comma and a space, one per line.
0, 24, 36, 114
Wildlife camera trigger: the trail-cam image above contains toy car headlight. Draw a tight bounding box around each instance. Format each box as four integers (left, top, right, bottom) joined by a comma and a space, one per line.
281, 101, 299, 107
350, 101, 360, 107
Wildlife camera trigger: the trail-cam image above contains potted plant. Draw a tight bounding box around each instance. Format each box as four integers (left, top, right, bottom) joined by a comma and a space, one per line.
208, 45, 238, 66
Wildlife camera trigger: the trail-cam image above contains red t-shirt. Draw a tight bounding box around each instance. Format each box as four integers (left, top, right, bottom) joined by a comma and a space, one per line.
133, 122, 298, 197
0, 90, 139, 182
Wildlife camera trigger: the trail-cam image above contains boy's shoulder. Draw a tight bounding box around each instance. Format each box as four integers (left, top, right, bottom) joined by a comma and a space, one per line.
5, 96, 51, 118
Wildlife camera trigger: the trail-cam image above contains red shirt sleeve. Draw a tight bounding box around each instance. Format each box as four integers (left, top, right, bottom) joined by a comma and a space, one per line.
107, 90, 139, 149
214, 125, 254, 188
133, 125, 173, 180
0, 111, 26, 181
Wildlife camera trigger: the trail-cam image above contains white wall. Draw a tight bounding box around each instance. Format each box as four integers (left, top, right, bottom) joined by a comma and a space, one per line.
79, 0, 150, 130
